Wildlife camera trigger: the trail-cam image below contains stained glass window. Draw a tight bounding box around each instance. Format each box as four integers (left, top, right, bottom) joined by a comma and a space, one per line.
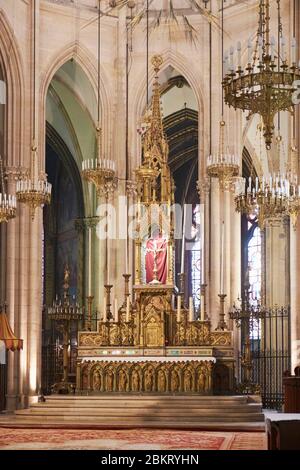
247, 223, 262, 340
190, 205, 201, 310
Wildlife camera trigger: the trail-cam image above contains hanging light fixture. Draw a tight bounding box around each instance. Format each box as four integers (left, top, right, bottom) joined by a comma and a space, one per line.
16, 0, 51, 219
206, 120, 240, 190
223, 0, 300, 150
236, 117, 300, 229
81, 0, 116, 196
0, 157, 17, 223
207, 0, 239, 189
235, 172, 291, 229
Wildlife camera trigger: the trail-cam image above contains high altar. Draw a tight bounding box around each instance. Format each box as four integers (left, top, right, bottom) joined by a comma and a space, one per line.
76, 56, 235, 395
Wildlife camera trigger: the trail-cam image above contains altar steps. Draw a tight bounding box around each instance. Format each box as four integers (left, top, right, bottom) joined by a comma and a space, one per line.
5, 395, 265, 430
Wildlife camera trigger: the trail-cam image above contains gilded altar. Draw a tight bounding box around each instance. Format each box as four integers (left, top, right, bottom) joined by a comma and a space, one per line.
76, 284, 234, 394
76, 56, 235, 396
77, 359, 213, 394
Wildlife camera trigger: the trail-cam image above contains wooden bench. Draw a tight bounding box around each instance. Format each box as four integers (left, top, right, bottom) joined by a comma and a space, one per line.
266, 418, 300, 450
283, 367, 300, 413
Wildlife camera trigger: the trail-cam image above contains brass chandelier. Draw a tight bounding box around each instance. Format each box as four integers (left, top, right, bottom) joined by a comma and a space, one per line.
223, 0, 300, 149
235, 175, 295, 229
206, 120, 239, 190
0, 156, 17, 223
81, 1, 116, 197
16, 1, 51, 219
207, 3, 239, 190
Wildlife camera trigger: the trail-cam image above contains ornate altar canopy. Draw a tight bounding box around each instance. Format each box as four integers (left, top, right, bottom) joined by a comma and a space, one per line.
76, 57, 235, 395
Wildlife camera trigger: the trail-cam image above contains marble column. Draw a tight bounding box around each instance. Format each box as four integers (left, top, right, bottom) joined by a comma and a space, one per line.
196, 177, 210, 315
126, 180, 137, 294
291, 0, 300, 372
209, 178, 221, 329
223, 188, 231, 313
265, 219, 290, 308
4, 172, 19, 410
290, 224, 300, 371
230, 190, 241, 369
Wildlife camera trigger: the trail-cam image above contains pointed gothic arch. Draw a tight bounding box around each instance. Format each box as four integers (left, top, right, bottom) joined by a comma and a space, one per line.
0, 9, 25, 167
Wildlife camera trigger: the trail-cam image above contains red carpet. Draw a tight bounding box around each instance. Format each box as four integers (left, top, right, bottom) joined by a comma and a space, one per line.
0, 428, 267, 450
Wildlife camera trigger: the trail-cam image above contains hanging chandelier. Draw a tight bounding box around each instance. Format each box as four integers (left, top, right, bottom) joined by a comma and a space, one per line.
16, 1, 51, 219
223, 0, 300, 150
16, 144, 51, 220
207, 121, 239, 190
0, 157, 17, 223
207, 4, 239, 191
235, 173, 296, 228
81, 126, 116, 197
81, 1, 116, 196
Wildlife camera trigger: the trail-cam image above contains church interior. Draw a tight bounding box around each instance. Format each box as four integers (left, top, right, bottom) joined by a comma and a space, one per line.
0, 0, 300, 452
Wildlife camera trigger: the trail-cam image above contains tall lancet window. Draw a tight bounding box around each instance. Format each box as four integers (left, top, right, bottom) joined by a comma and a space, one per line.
189, 205, 201, 311
246, 216, 262, 341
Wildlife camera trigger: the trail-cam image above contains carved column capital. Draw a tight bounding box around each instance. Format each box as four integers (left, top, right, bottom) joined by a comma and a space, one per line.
4, 166, 29, 183
126, 180, 137, 197
74, 217, 100, 233
99, 178, 118, 200
196, 177, 210, 200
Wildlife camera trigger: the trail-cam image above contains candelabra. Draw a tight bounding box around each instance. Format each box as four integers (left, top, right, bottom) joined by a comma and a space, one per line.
81, 128, 116, 197
116, 274, 134, 323
47, 266, 84, 394
16, 145, 52, 220
216, 294, 228, 331
229, 288, 266, 394
207, 121, 239, 190
223, 0, 300, 149
235, 175, 292, 228
0, 157, 17, 223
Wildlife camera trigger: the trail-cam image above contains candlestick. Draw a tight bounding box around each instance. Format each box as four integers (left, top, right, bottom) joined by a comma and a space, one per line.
123, 273, 131, 298
200, 284, 206, 322
107, 242, 110, 285
220, 221, 225, 295
126, 296, 130, 322
104, 285, 113, 321
85, 295, 94, 330
102, 296, 107, 322
181, 204, 186, 273
217, 294, 228, 331
88, 226, 92, 296
125, 230, 129, 275
200, 204, 205, 284
177, 295, 181, 322
114, 298, 118, 323
189, 297, 194, 322
178, 272, 185, 299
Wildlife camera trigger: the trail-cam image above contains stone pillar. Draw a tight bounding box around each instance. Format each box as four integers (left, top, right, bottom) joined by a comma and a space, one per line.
230, 190, 241, 370
209, 178, 220, 329
196, 177, 210, 315
126, 180, 137, 294
27, 209, 43, 404
223, 188, 231, 313
265, 219, 290, 308
5, 173, 19, 410
291, 0, 300, 372
290, 224, 300, 371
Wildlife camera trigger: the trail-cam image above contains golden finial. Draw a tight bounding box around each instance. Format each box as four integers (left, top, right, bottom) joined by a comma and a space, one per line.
151, 55, 163, 73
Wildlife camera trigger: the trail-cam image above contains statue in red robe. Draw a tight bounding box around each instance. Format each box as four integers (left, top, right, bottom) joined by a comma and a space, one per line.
145, 227, 167, 284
